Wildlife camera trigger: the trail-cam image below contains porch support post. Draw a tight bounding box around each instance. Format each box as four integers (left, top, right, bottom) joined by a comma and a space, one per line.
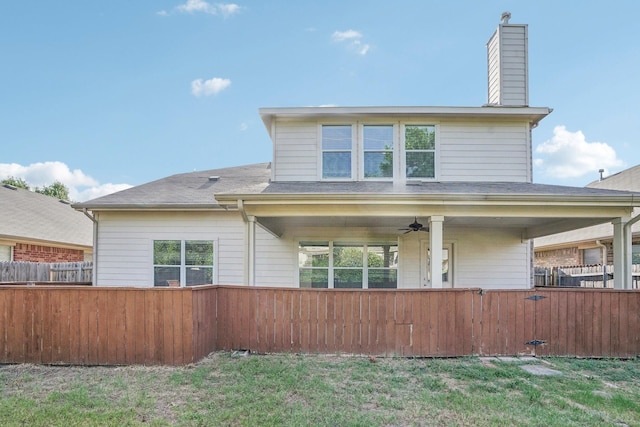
429, 216, 444, 288
612, 217, 630, 289
247, 215, 256, 286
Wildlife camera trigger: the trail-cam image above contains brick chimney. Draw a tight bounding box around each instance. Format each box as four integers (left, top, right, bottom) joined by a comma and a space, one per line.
487, 12, 529, 106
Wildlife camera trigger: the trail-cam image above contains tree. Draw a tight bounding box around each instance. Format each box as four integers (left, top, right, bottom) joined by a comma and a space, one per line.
35, 181, 70, 201
1, 176, 30, 190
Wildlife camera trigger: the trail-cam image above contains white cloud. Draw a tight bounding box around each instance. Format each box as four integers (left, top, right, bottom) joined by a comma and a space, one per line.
177, 0, 216, 14
331, 29, 370, 56
0, 161, 132, 202
174, 1, 241, 17
332, 30, 362, 42
353, 40, 370, 55
239, 122, 248, 131
217, 3, 241, 18
191, 77, 231, 97
534, 126, 624, 179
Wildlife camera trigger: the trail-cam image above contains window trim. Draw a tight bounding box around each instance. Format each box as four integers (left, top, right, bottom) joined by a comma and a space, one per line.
401, 124, 438, 181
152, 239, 218, 287
360, 123, 398, 181
421, 240, 455, 288
318, 122, 439, 182
297, 240, 399, 289
319, 124, 356, 181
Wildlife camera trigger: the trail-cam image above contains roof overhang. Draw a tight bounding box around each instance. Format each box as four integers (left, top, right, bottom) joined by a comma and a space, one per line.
259, 105, 552, 138
72, 203, 225, 212
215, 192, 636, 239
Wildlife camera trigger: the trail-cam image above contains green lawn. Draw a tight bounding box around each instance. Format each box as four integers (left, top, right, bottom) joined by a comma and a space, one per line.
1, 352, 639, 426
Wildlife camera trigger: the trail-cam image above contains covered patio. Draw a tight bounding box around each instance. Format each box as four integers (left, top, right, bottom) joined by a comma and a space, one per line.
215, 181, 640, 289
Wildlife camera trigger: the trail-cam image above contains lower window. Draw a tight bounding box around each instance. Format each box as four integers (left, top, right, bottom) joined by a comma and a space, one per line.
298, 242, 398, 289
153, 240, 214, 287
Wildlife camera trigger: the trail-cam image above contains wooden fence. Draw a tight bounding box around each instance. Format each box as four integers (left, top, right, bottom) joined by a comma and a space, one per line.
0, 261, 93, 283
535, 264, 640, 288
0, 285, 639, 365
0, 286, 215, 365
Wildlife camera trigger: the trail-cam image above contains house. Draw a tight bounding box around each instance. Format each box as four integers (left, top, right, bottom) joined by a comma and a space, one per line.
535, 164, 640, 269
0, 183, 93, 262
74, 15, 640, 290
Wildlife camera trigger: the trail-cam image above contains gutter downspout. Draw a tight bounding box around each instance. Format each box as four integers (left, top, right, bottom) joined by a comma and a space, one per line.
595, 240, 607, 287
82, 209, 98, 286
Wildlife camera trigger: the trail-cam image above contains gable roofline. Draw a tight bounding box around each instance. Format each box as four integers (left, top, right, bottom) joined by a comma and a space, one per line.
259, 105, 552, 136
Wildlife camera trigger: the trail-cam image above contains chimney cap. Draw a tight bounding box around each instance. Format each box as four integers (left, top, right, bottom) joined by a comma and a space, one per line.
501, 11, 511, 24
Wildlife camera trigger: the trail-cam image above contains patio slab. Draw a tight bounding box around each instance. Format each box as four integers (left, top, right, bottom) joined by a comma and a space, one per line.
520, 364, 563, 376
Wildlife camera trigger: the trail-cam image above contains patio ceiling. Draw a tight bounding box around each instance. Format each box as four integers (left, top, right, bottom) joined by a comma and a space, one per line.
230, 195, 632, 240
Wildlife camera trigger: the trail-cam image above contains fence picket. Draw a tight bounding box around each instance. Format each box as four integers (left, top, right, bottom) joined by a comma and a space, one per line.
0, 261, 92, 283
1, 286, 640, 365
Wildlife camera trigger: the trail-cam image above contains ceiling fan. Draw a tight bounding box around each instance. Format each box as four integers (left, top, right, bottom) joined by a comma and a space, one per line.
399, 217, 429, 234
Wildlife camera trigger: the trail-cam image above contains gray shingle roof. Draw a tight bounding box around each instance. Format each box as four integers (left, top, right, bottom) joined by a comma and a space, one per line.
258, 180, 640, 197
73, 163, 273, 209
74, 161, 640, 210
1, 184, 93, 247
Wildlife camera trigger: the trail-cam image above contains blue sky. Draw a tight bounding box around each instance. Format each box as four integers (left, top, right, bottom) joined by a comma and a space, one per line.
1, 0, 639, 201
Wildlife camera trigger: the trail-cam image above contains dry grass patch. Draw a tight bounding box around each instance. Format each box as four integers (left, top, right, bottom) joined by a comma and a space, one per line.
0, 353, 639, 426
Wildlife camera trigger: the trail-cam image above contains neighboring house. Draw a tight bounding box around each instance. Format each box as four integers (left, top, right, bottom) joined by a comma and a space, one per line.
0, 183, 93, 262
535, 164, 640, 268
74, 16, 640, 290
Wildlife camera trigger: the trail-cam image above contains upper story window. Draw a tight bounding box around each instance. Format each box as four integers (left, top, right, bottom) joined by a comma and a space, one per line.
320, 123, 437, 181
322, 125, 352, 178
363, 125, 394, 178
404, 125, 436, 179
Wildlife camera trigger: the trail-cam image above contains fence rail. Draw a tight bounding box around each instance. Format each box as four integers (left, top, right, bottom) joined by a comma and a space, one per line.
0, 261, 92, 283
1, 285, 639, 365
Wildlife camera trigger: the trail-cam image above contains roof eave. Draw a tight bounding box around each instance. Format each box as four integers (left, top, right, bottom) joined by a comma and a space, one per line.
72, 203, 227, 212
214, 192, 639, 207
259, 106, 552, 136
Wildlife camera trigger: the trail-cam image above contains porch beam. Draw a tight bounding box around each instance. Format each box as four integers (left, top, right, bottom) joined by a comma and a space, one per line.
238, 202, 631, 219
429, 216, 444, 288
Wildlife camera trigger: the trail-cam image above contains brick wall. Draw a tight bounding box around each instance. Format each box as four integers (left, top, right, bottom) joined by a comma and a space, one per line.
13, 243, 85, 263
534, 247, 581, 268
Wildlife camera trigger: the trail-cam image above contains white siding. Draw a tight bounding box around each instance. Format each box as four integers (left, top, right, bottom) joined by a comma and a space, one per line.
500, 25, 528, 106
487, 24, 528, 106
398, 237, 420, 288
272, 121, 318, 181
254, 226, 296, 287
270, 118, 530, 183
398, 227, 531, 290
95, 211, 245, 287
439, 120, 529, 182
447, 228, 530, 289
487, 30, 501, 105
